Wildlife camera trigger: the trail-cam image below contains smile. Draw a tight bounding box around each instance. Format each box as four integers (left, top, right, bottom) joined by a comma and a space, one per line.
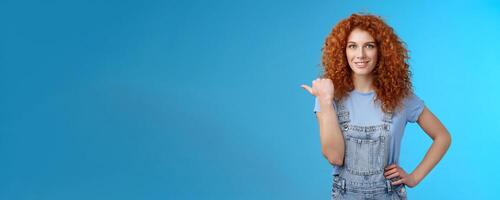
354, 61, 370, 66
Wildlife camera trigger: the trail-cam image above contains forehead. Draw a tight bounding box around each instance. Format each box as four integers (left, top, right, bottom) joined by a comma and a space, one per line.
347, 28, 375, 42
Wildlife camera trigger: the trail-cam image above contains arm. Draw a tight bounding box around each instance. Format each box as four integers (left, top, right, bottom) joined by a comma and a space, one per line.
302, 78, 345, 166
410, 106, 451, 185
315, 99, 345, 166
385, 106, 451, 187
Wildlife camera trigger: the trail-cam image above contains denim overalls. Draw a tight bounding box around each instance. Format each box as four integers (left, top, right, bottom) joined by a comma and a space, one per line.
331, 101, 407, 200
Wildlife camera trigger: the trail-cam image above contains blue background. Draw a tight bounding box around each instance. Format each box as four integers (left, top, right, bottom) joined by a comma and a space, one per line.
1, 0, 499, 199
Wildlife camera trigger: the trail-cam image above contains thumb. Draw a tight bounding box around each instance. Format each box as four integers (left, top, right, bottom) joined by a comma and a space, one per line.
300, 84, 314, 95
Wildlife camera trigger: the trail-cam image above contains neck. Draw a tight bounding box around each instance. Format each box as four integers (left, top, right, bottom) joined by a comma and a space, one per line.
353, 74, 374, 93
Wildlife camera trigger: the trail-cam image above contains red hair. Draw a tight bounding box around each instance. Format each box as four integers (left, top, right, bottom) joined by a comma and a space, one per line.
321, 13, 412, 113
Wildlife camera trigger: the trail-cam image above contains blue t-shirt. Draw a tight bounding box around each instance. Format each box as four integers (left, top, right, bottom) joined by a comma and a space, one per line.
313, 90, 425, 174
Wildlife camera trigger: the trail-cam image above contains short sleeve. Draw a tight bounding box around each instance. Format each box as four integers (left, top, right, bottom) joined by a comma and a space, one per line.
404, 93, 425, 123
313, 97, 320, 113
313, 97, 336, 113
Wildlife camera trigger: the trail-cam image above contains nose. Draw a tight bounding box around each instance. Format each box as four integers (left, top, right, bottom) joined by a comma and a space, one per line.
355, 46, 366, 60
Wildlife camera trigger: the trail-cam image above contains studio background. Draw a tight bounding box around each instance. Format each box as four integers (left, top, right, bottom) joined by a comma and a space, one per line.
1, 0, 499, 199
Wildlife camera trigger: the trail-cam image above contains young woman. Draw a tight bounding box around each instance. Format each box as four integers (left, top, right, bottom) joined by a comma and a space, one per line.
301, 14, 451, 199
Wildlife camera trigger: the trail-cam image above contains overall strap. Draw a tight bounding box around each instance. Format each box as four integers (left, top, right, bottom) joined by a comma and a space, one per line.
382, 111, 393, 123
335, 100, 350, 124
381, 111, 393, 131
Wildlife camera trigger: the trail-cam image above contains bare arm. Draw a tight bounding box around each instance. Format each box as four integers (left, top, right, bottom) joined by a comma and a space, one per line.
410, 106, 451, 184
315, 99, 345, 166
385, 106, 451, 187
302, 78, 345, 166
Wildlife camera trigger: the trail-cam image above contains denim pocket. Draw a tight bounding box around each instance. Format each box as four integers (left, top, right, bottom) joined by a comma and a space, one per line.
344, 135, 384, 173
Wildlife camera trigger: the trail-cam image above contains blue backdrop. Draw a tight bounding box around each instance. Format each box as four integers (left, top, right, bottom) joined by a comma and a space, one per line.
1, 0, 499, 199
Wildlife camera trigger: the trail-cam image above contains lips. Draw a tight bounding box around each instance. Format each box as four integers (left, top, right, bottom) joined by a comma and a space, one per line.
354, 61, 370, 67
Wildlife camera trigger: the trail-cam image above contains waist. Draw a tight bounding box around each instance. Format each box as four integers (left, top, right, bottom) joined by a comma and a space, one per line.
333, 174, 403, 194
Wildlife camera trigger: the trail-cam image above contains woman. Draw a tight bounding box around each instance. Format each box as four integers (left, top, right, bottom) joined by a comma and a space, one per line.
301, 14, 451, 199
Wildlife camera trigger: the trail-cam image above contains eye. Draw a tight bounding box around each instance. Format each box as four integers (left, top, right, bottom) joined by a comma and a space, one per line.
347, 44, 357, 49
365, 44, 376, 49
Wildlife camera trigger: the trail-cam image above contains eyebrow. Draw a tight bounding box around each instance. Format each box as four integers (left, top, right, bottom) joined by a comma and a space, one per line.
347, 41, 376, 44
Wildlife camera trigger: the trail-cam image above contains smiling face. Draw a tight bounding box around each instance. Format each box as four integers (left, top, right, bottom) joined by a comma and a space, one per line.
346, 28, 378, 77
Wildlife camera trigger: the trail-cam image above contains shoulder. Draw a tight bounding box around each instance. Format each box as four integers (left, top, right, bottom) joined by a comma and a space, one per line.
401, 92, 425, 123
402, 92, 423, 106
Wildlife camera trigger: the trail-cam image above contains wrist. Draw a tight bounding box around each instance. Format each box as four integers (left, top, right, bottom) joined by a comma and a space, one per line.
318, 98, 335, 112
409, 172, 422, 186
318, 96, 333, 103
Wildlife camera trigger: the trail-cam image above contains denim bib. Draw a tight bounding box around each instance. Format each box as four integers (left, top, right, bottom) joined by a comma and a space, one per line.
331, 100, 407, 200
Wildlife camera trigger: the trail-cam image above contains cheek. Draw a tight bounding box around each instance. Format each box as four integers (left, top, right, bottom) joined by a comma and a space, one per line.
372, 55, 378, 64
369, 51, 378, 64
368, 49, 377, 58
345, 50, 354, 60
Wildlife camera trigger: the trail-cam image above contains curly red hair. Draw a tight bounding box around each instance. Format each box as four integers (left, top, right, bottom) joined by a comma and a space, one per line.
321, 13, 412, 113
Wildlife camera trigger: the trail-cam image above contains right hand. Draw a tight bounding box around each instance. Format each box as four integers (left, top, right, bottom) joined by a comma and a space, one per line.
301, 78, 335, 101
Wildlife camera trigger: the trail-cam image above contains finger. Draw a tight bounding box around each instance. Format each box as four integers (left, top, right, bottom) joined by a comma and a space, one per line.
384, 168, 398, 176
301, 85, 313, 94
391, 179, 404, 186
385, 172, 400, 180
385, 164, 397, 170
384, 168, 398, 175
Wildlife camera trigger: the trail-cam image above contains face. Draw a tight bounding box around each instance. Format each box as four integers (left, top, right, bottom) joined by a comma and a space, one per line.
345, 28, 378, 76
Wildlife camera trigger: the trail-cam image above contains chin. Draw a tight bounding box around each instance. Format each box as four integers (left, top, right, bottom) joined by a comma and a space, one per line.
353, 72, 372, 76
351, 68, 375, 76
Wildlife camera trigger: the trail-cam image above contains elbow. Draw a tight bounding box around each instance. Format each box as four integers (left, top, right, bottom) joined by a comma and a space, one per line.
327, 156, 344, 166
436, 131, 452, 150
445, 132, 452, 149
322, 147, 344, 166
